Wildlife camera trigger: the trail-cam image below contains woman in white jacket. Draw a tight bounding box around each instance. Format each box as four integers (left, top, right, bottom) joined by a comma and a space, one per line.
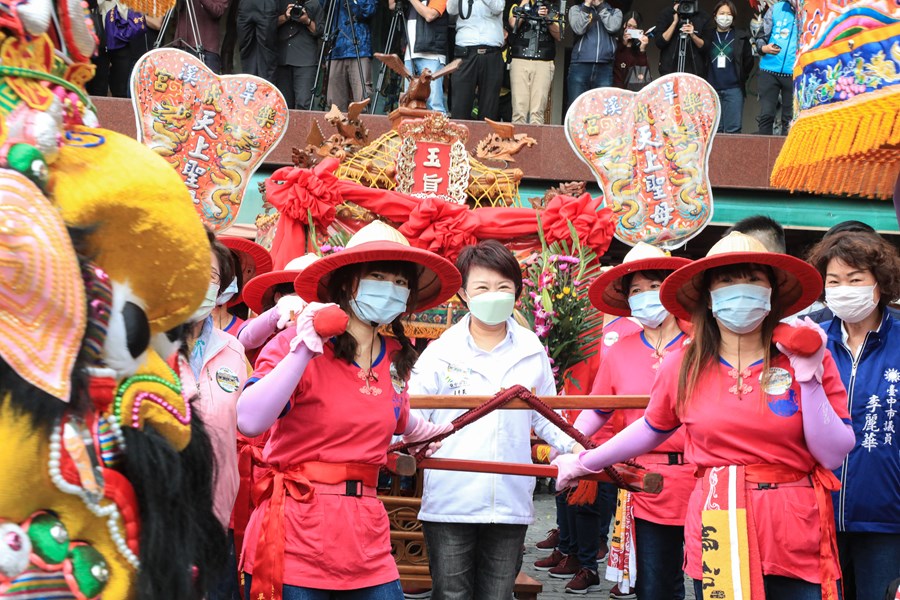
408, 240, 583, 600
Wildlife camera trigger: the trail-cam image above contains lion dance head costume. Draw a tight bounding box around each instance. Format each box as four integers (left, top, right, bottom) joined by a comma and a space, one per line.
0, 0, 227, 598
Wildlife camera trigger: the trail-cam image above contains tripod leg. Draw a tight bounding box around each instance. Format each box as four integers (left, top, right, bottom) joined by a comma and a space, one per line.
371, 9, 401, 113
339, 0, 370, 106
312, 0, 339, 109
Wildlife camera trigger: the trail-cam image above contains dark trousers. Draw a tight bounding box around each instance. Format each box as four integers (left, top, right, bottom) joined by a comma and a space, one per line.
757, 70, 793, 135
556, 482, 616, 571
89, 30, 157, 97
634, 517, 685, 600
208, 529, 241, 600
837, 531, 900, 600
694, 575, 824, 599
276, 65, 317, 109
244, 574, 404, 599
567, 61, 613, 106
449, 48, 503, 121
422, 521, 528, 600
237, 0, 279, 81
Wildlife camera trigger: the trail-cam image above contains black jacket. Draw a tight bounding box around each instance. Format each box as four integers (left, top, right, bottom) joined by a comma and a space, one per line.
655, 6, 709, 76
701, 26, 754, 94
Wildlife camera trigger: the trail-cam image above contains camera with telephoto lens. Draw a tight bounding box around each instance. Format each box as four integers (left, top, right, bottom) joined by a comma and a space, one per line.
511, 0, 550, 19
288, 0, 308, 21
676, 0, 697, 16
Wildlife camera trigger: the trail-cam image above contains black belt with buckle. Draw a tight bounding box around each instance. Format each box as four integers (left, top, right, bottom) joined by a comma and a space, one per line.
455, 45, 501, 58
344, 480, 364, 497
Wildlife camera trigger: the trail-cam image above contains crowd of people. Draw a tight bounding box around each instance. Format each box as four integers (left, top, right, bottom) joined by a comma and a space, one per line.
88, 0, 798, 131
185, 213, 900, 600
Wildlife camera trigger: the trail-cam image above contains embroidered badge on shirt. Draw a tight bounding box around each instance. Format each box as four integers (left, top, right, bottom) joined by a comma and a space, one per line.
604, 331, 620, 347
215, 366, 240, 393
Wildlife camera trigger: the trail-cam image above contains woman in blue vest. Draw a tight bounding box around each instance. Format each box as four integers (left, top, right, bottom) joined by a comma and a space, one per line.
754, 0, 797, 134
807, 230, 900, 600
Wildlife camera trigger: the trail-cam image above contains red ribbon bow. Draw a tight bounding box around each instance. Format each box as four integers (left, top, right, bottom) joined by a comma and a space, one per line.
541, 193, 616, 255
400, 197, 478, 262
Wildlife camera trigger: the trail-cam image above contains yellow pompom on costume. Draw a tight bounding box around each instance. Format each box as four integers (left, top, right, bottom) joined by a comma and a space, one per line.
0, 0, 224, 598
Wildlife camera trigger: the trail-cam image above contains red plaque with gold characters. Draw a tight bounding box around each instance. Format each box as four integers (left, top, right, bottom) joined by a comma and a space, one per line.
130, 49, 289, 232
565, 73, 720, 250
395, 113, 471, 204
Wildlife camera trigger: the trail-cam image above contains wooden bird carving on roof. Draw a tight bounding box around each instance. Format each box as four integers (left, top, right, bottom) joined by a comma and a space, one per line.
375, 53, 462, 110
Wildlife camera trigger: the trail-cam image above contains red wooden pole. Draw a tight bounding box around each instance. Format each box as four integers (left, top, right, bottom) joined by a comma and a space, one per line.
417, 457, 663, 494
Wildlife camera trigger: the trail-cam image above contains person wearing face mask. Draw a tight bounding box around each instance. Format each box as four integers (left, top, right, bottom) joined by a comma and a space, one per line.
567, 243, 692, 598
807, 231, 900, 600
553, 232, 856, 600
407, 239, 585, 599
235, 221, 461, 599
217, 237, 274, 335
180, 229, 253, 600
701, 0, 754, 133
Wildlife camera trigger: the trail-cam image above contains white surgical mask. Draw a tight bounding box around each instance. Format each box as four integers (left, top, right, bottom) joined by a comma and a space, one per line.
628, 290, 669, 329
825, 284, 878, 324
188, 283, 219, 323
710, 283, 772, 334
716, 14, 733, 27
467, 291, 516, 326
216, 278, 239, 306
351, 279, 410, 325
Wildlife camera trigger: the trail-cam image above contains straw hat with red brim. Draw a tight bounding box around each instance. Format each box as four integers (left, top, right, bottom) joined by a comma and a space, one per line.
589, 242, 691, 316
220, 237, 274, 306
243, 254, 320, 314
659, 232, 823, 321
294, 220, 462, 312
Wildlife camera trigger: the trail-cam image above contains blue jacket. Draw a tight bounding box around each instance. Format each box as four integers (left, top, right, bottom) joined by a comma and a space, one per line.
329, 0, 376, 60
758, 0, 797, 75
825, 312, 900, 533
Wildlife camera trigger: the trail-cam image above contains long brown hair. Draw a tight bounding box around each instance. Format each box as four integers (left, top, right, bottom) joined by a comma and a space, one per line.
325, 260, 420, 381
675, 263, 781, 417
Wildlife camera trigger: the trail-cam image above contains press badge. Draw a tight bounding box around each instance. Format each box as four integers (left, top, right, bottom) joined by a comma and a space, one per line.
717, 54, 727, 69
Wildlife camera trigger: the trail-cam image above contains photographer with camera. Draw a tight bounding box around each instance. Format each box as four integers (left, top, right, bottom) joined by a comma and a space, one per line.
507, 0, 559, 124
655, 0, 707, 76
325, 0, 376, 111
447, 0, 505, 120
567, 0, 622, 102
613, 11, 650, 89
275, 0, 323, 109
755, 0, 797, 134
387, 0, 450, 113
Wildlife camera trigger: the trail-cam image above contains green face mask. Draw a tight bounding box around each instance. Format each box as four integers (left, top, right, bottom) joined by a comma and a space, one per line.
467, 291, 516, 325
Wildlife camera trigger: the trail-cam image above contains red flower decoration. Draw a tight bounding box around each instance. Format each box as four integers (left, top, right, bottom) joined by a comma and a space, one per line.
400, 197, 478, 262
541, 193, 616, 256
266, 162, 342, 231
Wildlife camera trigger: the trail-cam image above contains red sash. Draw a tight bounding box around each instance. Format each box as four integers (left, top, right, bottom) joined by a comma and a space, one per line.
248, 461, 380, 600
698, 464, 841, 600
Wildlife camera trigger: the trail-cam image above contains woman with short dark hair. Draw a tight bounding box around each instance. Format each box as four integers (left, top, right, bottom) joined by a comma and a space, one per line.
807, 231, 900, 600
409, 239, 583, 599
